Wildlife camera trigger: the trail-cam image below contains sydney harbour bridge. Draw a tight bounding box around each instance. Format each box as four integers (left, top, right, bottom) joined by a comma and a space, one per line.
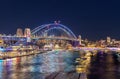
31, 22, 79, 47
0, 22, 80, 47
0, 22, 119, 51
31, 23, 77, 40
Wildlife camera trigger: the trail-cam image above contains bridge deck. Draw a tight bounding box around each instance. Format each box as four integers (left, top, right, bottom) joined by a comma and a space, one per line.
46, 72, 87, 79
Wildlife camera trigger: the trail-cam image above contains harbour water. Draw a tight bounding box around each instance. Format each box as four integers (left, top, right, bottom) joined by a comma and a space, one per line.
0, 50, 120, 79
87, 52, 120, 79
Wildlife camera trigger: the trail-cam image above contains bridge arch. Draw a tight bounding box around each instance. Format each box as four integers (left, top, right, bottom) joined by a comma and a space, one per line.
31, 23, 77, 39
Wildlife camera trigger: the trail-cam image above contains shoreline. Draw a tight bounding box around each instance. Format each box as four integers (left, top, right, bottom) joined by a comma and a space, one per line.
0, 50, 46, 60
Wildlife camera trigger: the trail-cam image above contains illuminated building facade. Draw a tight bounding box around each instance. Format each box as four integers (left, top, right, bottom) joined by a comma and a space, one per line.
107, 37, 111, 44
24, 28, 31, 37
16, 28, 23, 37
24, 28, 31, 42
78, 35, 82, 45
0, 37, 4, 46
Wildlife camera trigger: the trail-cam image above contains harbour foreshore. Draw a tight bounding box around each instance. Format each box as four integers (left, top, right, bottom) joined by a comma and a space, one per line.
0, 49, 46, 59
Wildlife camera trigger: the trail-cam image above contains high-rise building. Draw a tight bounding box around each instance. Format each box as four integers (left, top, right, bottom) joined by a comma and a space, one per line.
111, 39, 115, 44
0, 37, 3, 46
24, 28, 31, 42
107, 36, 111, 43
16, 28, 23, 37
24, 28, 31, 37
78, 35, 82, 45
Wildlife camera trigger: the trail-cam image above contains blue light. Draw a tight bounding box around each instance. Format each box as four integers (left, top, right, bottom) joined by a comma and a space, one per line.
0, 59, 3, 62
0, 47, 6, 52
31, 23, 77, 39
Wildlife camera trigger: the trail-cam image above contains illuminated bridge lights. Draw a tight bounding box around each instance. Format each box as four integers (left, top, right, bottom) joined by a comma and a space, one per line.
31, 23, 77, 41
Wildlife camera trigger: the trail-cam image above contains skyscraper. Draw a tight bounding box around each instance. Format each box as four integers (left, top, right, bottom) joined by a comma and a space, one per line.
24, 28, 31, 37
107, 36, 111, 44
78, 35, 82, 45
24, 28, 31, 42
16, 28, 23, 37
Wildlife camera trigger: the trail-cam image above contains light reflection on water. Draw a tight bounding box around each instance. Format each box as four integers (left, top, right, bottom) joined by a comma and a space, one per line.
2, 51, 120, 79
87, 52, 120, 79
0, 50, 80, 79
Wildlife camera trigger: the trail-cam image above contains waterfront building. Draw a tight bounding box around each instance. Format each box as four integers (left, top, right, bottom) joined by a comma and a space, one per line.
107, 36, 111, 44
16, 28, 23, 37
24, 28, 31, 42
0, 37, 4, 46
78, 35, 82, 45
24, 28, 31, 37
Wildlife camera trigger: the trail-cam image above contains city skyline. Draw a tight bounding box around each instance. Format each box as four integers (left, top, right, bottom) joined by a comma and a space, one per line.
1, 1, 120, 79
1, 23, 120, 42
0, 22, 120, 41
0, 0, 120, 40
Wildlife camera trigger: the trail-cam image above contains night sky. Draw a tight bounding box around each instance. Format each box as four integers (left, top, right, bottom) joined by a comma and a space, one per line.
0, 0, 120, 40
